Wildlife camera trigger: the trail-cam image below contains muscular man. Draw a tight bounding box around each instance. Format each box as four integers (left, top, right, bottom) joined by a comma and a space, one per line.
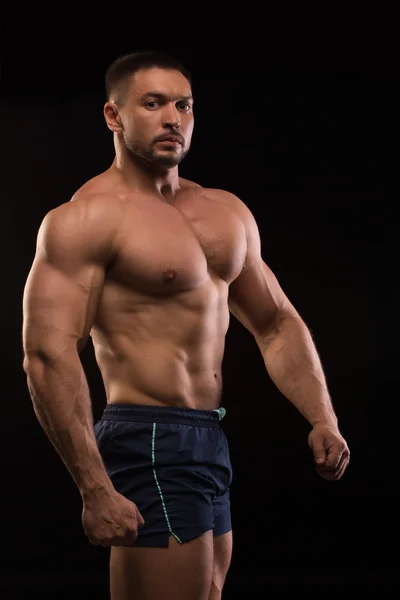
22, 50, 350, 599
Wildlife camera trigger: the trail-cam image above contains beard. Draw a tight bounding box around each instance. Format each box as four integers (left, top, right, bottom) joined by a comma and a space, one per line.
124, 135, 189, 169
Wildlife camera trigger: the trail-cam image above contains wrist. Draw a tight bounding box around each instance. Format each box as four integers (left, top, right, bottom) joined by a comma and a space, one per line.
80, 480, 115, 504
311, 414, 338, 429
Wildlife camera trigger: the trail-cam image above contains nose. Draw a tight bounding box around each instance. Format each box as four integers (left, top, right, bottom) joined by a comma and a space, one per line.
162, 104, 181, 130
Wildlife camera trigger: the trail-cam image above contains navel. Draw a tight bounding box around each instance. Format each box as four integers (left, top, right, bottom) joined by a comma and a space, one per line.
162, 269, 178, 283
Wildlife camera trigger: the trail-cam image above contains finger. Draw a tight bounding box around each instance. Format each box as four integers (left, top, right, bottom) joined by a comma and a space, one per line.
325, 448, 342, 470
317, 454, 348, 481
111, 537, 137, 547
310, 437, 327, 466
123, 536, 138, 547
334, 456, 350, 480
317, 461, 342, 479
328, 439, 350, 469
328, 453, 345, 477
124, 531, 138, 545
110, 531, 138, 547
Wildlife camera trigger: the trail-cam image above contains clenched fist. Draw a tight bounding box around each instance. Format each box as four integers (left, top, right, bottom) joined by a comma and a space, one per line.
308, 423, 350, 481
82, 488, 145, 547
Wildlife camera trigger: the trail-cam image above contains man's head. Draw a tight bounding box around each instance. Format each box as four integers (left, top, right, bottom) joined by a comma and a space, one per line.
104, 50, 194, 169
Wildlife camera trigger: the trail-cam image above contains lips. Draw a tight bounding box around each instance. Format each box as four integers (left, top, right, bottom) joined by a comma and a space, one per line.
158, 136, 183, 144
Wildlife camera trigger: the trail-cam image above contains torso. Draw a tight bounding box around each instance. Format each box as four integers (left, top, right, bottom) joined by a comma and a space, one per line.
73, 174, 247, 410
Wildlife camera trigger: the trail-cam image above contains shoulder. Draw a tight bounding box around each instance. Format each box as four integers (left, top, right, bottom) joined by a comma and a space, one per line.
198, 187, 255, 223
53, 190, 125, 227
39, 191, 125, 262
178, 176, 203, 189
69, 170, 127, 214
201, 187, 242, 204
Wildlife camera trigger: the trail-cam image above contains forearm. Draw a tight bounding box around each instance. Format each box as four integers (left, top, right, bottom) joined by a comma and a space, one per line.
257, 315, 337, 427
24, 351, 113, 500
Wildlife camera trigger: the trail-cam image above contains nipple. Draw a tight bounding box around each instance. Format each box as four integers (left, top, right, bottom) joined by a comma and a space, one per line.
162, 269, 178, 283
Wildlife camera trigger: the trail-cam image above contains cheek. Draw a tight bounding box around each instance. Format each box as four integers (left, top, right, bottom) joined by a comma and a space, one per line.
183, 117, 194, 138
129, 112, 157, 139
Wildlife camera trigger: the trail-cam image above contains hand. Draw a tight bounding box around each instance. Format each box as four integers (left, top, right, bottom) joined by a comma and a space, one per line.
308, 423, 350, 480
82, 489, 145, 547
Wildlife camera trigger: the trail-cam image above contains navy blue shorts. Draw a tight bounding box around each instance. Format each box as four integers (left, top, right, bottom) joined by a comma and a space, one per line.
93, 403, 233, 547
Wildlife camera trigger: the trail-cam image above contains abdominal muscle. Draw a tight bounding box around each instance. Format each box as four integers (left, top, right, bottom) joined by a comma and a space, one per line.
90, 277, 231, 411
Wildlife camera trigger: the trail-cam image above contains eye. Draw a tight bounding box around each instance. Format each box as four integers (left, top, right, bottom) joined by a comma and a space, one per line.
177, 101, 192, 112
145, 101, 159, 110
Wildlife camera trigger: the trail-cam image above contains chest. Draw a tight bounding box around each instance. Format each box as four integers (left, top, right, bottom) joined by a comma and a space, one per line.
109, 195, 247, 295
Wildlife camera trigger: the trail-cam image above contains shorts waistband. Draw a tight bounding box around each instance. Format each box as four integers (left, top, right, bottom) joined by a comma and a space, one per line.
100, 403, 226, 427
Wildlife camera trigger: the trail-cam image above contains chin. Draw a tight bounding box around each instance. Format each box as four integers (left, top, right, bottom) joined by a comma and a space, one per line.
152, 150, 186, 169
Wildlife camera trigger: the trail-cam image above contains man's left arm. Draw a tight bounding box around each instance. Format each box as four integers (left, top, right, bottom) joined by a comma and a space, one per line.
226, 192, 350, 480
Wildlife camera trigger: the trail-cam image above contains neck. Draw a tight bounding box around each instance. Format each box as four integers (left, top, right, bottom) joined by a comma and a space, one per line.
112, 142, 180, 203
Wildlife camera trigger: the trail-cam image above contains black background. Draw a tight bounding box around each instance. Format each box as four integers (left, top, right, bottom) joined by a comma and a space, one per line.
0, 14, 393, 598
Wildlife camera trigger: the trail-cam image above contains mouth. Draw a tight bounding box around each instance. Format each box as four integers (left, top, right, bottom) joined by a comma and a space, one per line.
157, 135, 183, 145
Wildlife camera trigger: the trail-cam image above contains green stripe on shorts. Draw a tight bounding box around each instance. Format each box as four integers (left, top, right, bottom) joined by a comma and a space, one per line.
151, 422, 182, 544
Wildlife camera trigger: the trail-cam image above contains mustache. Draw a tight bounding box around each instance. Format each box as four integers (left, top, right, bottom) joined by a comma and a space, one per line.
153, 132, 184, 145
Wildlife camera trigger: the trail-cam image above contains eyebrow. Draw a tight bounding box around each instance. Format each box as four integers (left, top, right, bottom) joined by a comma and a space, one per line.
140, 91, 194, 102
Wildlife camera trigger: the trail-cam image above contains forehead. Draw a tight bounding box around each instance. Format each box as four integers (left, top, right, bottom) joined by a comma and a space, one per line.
130, 67, 192, 98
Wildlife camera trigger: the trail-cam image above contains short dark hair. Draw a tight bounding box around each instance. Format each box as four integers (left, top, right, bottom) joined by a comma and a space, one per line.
105, 49, 192, 104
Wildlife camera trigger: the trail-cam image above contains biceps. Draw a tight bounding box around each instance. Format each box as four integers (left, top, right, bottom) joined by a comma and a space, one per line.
228, 260, 294, 339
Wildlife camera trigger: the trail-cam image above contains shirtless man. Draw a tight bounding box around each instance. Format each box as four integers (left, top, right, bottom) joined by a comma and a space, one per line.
22, 50, 350, 600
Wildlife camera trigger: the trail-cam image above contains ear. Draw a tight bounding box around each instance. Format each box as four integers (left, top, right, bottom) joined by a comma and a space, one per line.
103, 102, 123, 133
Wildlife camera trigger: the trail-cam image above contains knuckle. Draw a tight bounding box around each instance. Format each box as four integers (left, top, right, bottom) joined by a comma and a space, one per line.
128, 529, 138, 541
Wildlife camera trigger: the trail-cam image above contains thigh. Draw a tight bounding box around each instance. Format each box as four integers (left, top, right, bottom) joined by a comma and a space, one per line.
110, 530, 214, 600
214, 531, 233, 577
211, 531, 233, 597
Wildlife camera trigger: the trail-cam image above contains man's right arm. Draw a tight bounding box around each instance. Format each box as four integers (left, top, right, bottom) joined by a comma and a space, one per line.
22, 198, 119, 502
